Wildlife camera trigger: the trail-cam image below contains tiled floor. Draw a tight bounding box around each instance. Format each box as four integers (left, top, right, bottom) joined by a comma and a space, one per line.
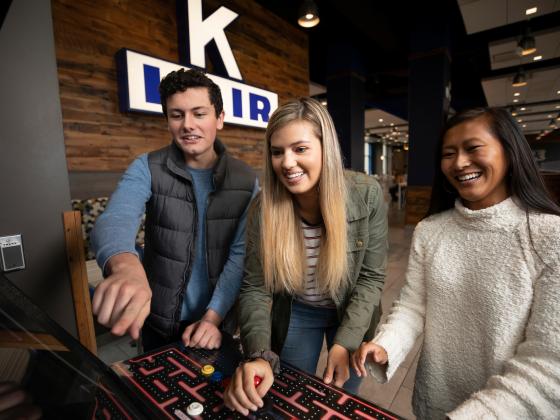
357, 220, 420, 419
97, 201, 418, 418
315, 209, 418, 419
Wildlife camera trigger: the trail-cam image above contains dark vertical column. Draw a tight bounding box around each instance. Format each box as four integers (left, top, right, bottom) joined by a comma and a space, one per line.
405, 4, 451, 224
0, 0, 76, 335
326, 42, 365, 171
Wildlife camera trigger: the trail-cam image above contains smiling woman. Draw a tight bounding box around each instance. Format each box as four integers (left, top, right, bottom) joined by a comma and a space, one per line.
224, 98, 388, 416
269, 120, 323, 222
440, 116, 509, 210
352, 107, 560, 419
429, 107, 560, 217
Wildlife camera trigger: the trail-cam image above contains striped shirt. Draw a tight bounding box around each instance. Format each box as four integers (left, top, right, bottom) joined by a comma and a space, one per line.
295, 221, 336, 308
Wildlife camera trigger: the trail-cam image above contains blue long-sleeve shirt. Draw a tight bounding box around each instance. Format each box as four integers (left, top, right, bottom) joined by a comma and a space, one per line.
91, 153, 258, 321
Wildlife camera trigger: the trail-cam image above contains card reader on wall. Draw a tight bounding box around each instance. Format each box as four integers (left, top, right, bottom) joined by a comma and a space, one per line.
0, 234, 26, 272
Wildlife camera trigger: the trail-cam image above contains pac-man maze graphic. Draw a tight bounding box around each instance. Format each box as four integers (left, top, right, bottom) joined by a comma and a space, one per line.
97, 343, 403, 419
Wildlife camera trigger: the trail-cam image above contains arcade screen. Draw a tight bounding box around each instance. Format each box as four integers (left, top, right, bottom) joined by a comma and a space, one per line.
0, 274, 151, 419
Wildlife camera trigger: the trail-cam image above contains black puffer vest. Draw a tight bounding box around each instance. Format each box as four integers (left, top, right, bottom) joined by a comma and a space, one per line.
143, 140, 255, 339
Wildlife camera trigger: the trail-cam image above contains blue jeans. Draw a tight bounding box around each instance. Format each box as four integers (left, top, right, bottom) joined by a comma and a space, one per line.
280, 300, 362, 394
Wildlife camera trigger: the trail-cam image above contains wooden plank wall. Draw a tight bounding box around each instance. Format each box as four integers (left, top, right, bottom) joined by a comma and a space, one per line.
52, 0, 309, 189
405, 186, 432, 225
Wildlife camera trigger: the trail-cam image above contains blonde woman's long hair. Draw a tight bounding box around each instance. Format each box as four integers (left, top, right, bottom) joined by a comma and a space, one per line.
261, 97, 348, 297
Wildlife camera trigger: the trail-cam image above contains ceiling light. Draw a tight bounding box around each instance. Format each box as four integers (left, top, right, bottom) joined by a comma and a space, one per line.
522, 124, 527, 128
557, 90, 560, 94
298, 0, 320, 28
512, 69, 527, 87
321, 101, 327, 106
516, 28, 536, 56
514, 92, 520, 96
533, 55, 542, 61
512, 112, 518, 116
378, 118, 384, 122
548, 114, 553, 118
525, 7, 537, 15
513, 99, 519, 103
518, 119, 523, 122
555, 105, 560, 109
520, 107, 526, 111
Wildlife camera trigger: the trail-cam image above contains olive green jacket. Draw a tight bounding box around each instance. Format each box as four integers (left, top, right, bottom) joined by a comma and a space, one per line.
239, 171, 388, 356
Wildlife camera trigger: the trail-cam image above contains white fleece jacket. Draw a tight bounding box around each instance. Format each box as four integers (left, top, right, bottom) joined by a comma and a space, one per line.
368, 198, 560, 419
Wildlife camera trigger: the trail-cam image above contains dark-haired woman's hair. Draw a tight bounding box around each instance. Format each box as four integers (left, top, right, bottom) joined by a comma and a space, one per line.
426, 107, 560, 218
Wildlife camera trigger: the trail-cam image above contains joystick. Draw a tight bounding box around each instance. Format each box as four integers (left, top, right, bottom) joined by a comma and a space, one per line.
248, 395, 272, 419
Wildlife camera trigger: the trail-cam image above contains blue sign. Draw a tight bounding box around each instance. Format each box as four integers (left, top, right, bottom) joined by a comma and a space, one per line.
116, 0, 278, 129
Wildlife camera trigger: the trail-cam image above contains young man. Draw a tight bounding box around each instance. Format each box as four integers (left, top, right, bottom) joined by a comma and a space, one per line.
91, 68, 257, 351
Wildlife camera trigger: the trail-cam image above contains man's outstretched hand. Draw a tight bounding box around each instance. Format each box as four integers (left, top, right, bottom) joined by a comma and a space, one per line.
92, 253, 152, 340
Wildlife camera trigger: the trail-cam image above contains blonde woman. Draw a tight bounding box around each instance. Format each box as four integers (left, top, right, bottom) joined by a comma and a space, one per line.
224, 98, 388, 416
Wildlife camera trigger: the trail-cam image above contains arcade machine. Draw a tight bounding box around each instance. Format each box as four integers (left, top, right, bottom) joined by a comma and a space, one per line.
0, 274, 404, 419
0, 273, 150, 419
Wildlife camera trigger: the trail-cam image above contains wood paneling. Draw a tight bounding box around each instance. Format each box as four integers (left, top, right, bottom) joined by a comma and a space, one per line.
405, 186, 432, 225
68, 172, 123, 199
62, 211, 97, 354
52, 0, 309, 178
0, 331, 67, 352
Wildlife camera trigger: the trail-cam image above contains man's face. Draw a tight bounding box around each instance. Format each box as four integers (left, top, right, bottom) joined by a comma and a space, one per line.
166, 87, 224, 168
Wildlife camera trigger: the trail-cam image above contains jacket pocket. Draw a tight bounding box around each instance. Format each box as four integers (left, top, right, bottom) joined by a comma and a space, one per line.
346, 226, 368, 279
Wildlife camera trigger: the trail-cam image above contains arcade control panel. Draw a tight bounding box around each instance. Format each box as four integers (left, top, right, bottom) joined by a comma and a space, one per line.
103, 340, 404, 419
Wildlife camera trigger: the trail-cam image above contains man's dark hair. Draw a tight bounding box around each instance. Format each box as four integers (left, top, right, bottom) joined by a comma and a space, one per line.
158, 68, 223, 117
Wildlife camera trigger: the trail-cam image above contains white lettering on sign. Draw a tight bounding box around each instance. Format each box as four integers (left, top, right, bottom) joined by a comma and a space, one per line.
116, 49, 278, 129
187, 0, 242, 80
116, 1, 279, 128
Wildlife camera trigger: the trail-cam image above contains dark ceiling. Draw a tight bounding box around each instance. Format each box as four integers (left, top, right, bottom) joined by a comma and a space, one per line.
256, 0, 560, 142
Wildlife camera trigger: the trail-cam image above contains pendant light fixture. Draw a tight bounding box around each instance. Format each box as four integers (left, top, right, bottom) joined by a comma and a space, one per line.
512, 68, 527, 87
298, 0, 320, 28
516, 27, 537, 56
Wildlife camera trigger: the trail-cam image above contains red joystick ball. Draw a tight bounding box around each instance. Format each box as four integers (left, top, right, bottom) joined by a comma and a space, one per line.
254, 376, 262, 387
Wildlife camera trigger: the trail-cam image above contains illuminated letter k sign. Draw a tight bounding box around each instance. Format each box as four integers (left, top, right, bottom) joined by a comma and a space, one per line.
185, 0, 241, 80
